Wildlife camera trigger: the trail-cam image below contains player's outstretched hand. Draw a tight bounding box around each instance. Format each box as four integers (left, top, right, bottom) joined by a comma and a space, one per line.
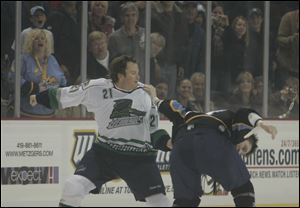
257, 121, 277, 139
244, 120, 278, 139
30, 95, 38, 106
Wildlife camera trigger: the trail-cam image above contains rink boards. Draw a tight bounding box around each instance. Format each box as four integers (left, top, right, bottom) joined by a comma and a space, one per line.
1, 120, 299, 207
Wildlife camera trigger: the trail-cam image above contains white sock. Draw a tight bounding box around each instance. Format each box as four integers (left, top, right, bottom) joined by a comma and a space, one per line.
145, 193, 172, 207
60, 175, 96, 207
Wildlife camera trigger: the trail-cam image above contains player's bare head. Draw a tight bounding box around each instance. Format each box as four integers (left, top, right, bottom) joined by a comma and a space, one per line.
109, 55, 138, 83
236, 135, 258, 156
247, 135, 258, 155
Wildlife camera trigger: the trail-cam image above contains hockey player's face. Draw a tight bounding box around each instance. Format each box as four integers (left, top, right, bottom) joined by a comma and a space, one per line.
236, 139, 252, 156
120, 62, 140, 90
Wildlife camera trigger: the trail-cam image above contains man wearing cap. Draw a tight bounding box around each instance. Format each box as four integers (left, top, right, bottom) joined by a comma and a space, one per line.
244, 8, 264, 77
248, 8, 263, 32
11, 5, 54, 54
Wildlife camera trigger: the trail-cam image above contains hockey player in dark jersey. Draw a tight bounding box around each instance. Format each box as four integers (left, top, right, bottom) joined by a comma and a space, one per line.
144, 84, 277, 207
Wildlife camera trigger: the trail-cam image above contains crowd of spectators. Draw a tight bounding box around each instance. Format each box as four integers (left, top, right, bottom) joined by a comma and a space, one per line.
1, 1, 298, 119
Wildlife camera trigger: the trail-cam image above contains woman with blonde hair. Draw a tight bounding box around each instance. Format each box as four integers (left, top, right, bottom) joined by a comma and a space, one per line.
229, 71, 258, 112
19, 29, 66, 118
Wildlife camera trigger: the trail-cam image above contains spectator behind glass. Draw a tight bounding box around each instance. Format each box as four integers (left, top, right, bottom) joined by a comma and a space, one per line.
270, 77, 299, 119
87, 31, 109, 80
48, 1, 81, 85
88, 1, 115, 38
1, 54, 14, 117
155, 79, 169, 120
155, 79, 169, 100
253, 76, 264, 102
211, 2, 230, 93
152, 2, 188, 66
141, 32, 166, 85
108, 2, 146, 82
11, 5, 54, 54
252, 75, 274, 108
175, 78, 200, 111
223, 16, 248, 93
134, 1, 146, 27
252, 75, 275, 114
244, 8, 264, 77
151, 2, 189, 97
212, 2, 229, 31
276, 9, 299, 89
181, 2, 205, 78
17, 29, 66, 118
228, 71, 258, 112
20, 2, 50, 29
190, 72, 205, 112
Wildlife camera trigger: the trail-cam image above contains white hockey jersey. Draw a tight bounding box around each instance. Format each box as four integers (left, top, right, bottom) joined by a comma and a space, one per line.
56, 78, 159, 155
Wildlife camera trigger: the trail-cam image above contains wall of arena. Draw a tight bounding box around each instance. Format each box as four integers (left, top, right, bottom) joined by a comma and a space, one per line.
1, 120, 299, 207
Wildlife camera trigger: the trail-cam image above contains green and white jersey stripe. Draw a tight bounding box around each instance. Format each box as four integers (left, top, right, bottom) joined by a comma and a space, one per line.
94, 135, 157, 156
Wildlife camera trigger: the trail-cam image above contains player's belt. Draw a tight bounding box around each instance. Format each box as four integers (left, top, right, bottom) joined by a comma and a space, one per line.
186, 117, 231, 137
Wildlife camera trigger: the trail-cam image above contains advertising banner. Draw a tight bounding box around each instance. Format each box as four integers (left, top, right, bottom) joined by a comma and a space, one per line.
1, 120, 299, 207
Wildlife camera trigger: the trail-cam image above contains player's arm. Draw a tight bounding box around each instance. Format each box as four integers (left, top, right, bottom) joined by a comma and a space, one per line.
236, 108, 277, 139
30, 88, 59, 109
22, 80, 62, 109
148, 104, 172, 151
244, 120, 277, 139
21, 81, 39, 97
143, 84, 185, 125
30, 81, 92, 109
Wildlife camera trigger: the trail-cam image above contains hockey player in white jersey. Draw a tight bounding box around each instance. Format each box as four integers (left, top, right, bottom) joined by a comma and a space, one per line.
29, 55, 172, 207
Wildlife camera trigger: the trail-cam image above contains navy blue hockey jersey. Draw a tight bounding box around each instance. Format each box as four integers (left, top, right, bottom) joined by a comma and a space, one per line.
158, 100, 262, 144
